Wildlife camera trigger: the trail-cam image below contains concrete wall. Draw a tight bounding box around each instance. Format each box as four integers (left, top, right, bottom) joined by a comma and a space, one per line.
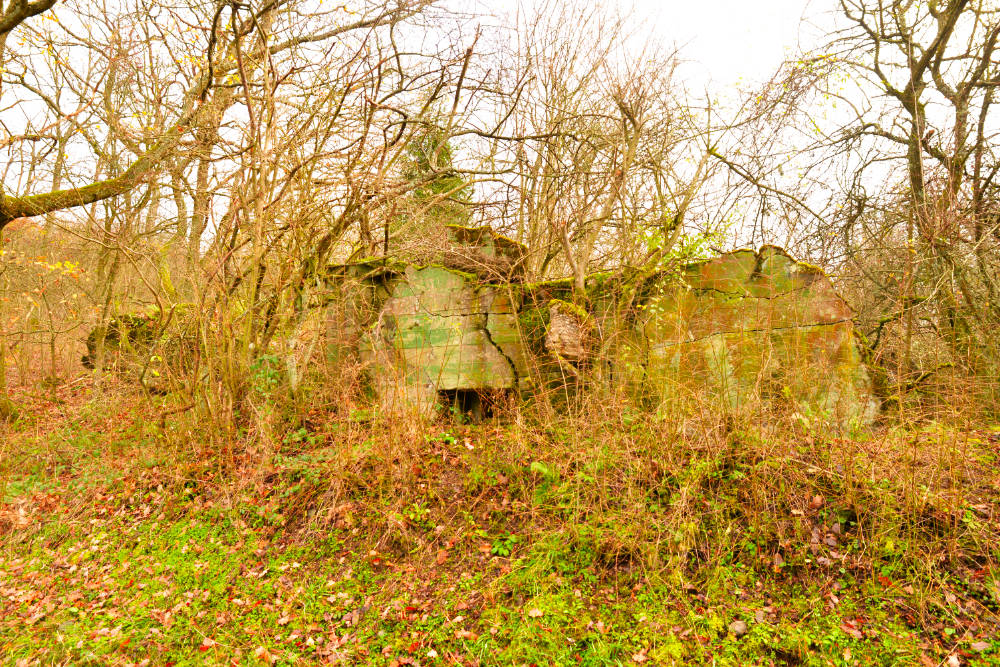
336, 246, 878, 423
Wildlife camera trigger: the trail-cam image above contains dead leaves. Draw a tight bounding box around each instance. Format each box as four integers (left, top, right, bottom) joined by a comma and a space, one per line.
23, 610, 46, 627
341, 604, 370, 627
0, 503, 31, 536
253, 645, 277, 664
839, 619, 864, 640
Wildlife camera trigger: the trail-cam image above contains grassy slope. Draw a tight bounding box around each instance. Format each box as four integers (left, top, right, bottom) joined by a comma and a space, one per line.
1, 383, 999, 666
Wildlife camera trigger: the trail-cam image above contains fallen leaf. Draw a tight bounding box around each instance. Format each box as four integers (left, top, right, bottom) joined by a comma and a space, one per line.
527, 608, 543, 618
839, 622, 863, 639
253, 646, 275, 664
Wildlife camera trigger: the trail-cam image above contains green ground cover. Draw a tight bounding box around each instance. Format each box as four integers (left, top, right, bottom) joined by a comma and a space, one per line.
1, 387, 998, 665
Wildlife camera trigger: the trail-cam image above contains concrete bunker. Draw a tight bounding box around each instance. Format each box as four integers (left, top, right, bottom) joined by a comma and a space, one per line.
330, 229, 879, 424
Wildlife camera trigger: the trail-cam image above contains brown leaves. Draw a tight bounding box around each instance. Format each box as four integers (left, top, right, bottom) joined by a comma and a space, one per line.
839, 618, 865, 640
0, 504, 31, 536
253, 645, 276, 664
23, 610, 45, 627
341, 607, 361, 627
341, 604, 369, 627
387, 658, 419, 667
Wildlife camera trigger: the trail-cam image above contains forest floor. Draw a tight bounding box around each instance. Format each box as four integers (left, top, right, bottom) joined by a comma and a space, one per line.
1, 380, 999, 666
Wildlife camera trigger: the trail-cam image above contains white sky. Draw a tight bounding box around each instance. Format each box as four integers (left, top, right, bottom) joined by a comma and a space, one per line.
477, 0, 842, 102
624, 0, 833, 88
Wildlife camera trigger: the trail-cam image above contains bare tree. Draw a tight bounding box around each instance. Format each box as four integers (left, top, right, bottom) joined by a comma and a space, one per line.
817, 0, 1000, 374
464, 0, 715, 295
0, 0, 437, 233
703, 0, 1000, 382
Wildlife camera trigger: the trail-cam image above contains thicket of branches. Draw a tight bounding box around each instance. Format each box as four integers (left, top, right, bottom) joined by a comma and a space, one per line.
0, 0, 997, 422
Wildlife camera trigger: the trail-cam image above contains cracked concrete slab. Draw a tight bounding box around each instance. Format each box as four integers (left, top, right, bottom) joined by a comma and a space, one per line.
347, 246, 878, 423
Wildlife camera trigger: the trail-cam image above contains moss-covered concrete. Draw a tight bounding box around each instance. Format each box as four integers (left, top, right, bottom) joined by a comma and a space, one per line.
620, 247, 878, 423
336, 245, 878, 422
358, 266, 524, 414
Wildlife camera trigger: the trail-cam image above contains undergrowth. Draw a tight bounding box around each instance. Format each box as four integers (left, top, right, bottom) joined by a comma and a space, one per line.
1, 380, 999, 665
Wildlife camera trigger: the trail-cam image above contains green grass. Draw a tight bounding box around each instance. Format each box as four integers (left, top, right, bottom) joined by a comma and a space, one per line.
1, 393, 999, 665
4, 509, 964, 666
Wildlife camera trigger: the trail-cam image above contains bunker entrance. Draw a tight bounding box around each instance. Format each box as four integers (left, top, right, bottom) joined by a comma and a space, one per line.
438, 389, 512, 422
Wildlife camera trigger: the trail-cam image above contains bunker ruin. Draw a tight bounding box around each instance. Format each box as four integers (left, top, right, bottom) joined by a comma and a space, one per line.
326, 226, 879, 423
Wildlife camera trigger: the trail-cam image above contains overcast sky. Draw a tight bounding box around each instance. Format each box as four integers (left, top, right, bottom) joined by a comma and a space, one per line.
477, 0, 841, 99
625, 0, 834, 88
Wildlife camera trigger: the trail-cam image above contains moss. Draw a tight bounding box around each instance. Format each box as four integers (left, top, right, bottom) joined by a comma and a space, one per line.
444, 224, 527, 266
522, 276, 574, 291
582, 271, 619, 292
789, 259, 827, 276
417, 263, 482, 283
492, 234, 527, 254
516, 306, 549, 357
346, 257, 410, 272
346, 255, 387, 266
443, 223, 485, 235
548, 298, 590, 322
681, 248, 756, 271
443, 223, 491, 248
326, 259, 409, 285
444, 223, 523, 247
757, 245, 828, 279
522, 271, 620, 295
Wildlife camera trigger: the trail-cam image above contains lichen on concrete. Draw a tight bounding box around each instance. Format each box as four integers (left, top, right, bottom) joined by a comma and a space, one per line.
336, 243, 879, 423
625, 246, 878, 423
359, 265, 524, 414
